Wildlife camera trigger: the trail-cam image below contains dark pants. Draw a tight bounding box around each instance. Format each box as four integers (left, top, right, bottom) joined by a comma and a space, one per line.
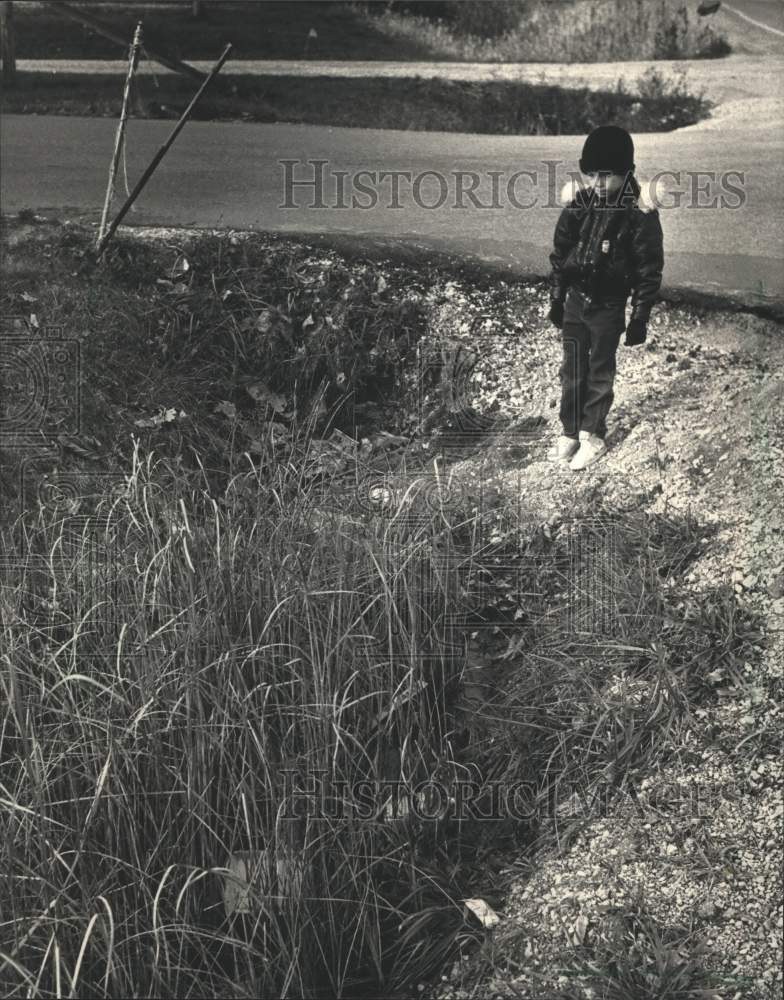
559, 289, 625, 440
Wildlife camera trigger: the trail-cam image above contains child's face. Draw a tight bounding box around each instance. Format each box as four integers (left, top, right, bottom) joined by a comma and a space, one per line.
588, 172, 626, 195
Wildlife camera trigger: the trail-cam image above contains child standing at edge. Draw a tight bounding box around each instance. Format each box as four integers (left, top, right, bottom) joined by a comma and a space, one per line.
547, 125, 664, 470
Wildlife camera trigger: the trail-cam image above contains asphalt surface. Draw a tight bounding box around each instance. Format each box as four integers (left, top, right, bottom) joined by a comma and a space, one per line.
3, 0, 783, 311
3, 110, 782, 310
724, 0, 784, 36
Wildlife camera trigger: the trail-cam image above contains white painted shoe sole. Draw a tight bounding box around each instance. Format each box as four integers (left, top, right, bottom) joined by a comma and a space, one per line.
547, 442, 579, 463
570, 446, 607, 471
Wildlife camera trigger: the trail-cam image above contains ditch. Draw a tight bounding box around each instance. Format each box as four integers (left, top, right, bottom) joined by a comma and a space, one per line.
0, 218, 773, 999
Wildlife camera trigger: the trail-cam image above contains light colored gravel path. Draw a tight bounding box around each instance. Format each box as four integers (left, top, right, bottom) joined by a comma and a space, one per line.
15, 53, 784, 103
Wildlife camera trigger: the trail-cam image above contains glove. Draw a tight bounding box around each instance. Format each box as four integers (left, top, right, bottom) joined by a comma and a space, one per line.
625, 315, 648, 346
548, 300, 564, 329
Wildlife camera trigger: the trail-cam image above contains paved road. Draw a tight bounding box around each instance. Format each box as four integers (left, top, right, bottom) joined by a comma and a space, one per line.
4, 0, 784, 311
2, 112, 782, 310
724, 0, 784, 36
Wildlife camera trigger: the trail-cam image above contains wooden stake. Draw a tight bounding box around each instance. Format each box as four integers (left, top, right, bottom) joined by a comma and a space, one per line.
97, 22, 143, 248
96, 44, 233, 257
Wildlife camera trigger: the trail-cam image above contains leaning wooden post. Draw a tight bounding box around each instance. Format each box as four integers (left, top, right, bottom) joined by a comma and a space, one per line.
57, 2, 205, 82
97, 22, 143, 248
96, 43, 232, 257
0, 1, 16, 89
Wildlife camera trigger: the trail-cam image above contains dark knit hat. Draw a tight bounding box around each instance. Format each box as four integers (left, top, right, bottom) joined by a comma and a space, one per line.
579, 125, 635, 175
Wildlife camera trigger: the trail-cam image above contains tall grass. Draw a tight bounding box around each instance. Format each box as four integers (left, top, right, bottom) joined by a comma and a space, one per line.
1, 436, 486, 996
1, 451, 758, 996
361, 0, 731, 62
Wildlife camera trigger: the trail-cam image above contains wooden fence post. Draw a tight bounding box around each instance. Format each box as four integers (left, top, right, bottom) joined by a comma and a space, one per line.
0, 1, 16, 89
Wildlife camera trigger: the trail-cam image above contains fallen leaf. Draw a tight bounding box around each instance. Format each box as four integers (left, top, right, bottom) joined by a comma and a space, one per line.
256, 310, 273, 333
246, 381, 288, 413
370, 431, 408, 452
572, 914, 589, 945
134, 408, 186, 428
215, 400, 237, 420
57, 436, 99, 458
463, 898, 501, 929
222, 849, 303, 916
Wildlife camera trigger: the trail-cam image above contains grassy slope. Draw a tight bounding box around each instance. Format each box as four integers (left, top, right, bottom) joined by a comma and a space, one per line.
12, 0, 730, 63
12, 2, 433, 61
1, 218, 781, 999
0, 68, 710, 132
359, 0, 731, 62
5, 2, 717, 131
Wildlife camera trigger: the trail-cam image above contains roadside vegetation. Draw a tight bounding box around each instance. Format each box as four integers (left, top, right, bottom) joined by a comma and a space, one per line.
361, 0, 732, 62
1, 67, 710, 133
1, 217, 779, 999
11, 0, 731, 63
5, 0, 718, 131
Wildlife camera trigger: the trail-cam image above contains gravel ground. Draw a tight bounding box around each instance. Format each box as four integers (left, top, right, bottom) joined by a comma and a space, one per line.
419, 282, 784, 998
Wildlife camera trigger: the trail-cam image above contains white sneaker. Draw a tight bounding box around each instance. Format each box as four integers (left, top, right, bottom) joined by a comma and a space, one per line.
569, 431, 607, 470
547, 435, 580, 462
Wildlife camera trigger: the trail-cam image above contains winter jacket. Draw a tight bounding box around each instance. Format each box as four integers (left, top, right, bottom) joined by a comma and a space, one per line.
549, 177, 664, 322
